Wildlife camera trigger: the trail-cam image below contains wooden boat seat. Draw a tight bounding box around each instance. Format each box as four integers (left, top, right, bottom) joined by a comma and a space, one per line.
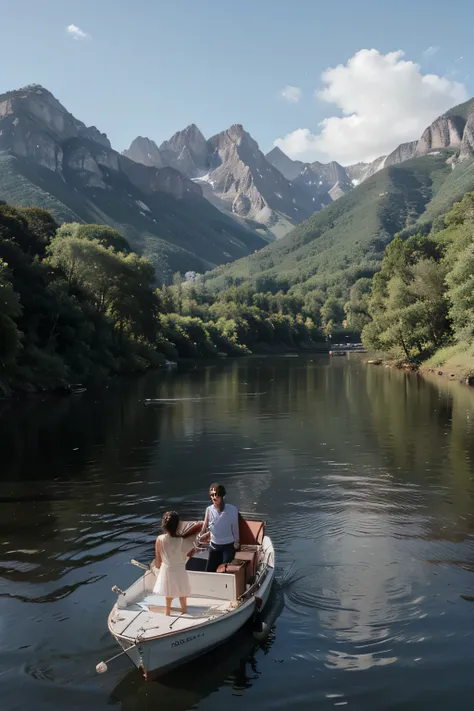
182, 519, 264, 581
178, 518, 264, 547
238, 518, 265, 546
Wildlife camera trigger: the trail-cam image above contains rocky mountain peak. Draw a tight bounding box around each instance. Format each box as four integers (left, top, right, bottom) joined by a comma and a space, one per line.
0, 83, 55, 106
227, 123, 246, 139
158, 123, 208, 177
0, 83, 111, 165
265, 146, 305, 181
344, 162, 369, 183
126, 122, 320, 234
266, 146, 353, 201
0, 84, 203, 207
123, 94, 474, 239
341, 100, 474, 185
208, 124, 253, 149
266, 146, 287, 161
203, 123, 317, 229
293, 159, 351, 203
160, 122, 206, 145
390, 99, 474, 162
460, 112, 474, 159
122, 136, 165, 169
312, 160, 347, 183
184, 123, 202, 136
385, 141, 418, 167
416, 117, 463, 155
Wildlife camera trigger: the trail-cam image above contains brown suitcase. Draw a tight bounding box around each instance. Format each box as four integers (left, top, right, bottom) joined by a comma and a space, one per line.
217, 559, 248, 599
233, 550, 258, 583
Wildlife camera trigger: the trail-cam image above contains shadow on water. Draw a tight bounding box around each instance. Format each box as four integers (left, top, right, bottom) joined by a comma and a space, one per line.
110, 588, 284, 711
110, 632, 271, 711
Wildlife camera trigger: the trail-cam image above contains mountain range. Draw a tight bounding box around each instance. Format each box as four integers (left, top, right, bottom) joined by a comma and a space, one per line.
124, 124, 325, 238
0, 85, 266, 281
123, 95, 474, 240
2, 83, 474, 290
204, 96, 474, 297
266, 97, 474, 187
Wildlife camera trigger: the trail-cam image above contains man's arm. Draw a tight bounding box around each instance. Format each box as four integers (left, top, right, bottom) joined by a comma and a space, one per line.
200, 509, 209, 535
198, 509, 211, 542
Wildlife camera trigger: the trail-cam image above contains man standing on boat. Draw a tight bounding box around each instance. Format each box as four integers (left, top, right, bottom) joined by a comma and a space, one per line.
200, 483, 240, 572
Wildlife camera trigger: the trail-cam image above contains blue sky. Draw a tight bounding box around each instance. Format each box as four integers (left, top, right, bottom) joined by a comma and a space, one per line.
1, 0, 473, 164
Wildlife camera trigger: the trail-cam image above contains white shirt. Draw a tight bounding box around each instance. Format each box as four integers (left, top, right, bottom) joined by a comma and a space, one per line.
206, 503, 239, 546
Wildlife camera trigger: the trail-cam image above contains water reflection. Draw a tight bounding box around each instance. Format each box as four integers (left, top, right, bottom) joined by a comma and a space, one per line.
2, 356, 474, 710
111, 629, 275, 711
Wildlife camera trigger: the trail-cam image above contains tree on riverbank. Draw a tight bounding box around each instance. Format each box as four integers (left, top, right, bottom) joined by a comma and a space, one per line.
0, 258, 21, 368
362, 192, 474, 364
155, 279, 327, 356
0, 204, 165, 392
0, 202, 328, 393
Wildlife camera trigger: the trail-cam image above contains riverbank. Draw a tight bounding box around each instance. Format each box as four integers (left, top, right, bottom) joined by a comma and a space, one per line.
420, 343, 474, 384
0, 343, 333, 399
366, 342, 474, 386
0, 352, 171, 399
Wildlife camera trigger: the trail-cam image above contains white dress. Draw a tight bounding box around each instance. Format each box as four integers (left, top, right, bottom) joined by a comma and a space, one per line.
153, 534, 192, 598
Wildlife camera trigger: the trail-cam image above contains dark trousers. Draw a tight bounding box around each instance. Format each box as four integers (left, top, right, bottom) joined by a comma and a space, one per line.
206, 542, 235, 572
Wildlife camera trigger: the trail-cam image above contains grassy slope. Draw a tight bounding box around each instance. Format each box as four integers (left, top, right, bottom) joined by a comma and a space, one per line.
0, 154, 266, 282
419, 157, 474, 224
0, 155, 82, 223
421, 343, 474, 380
206, 152, 453, 292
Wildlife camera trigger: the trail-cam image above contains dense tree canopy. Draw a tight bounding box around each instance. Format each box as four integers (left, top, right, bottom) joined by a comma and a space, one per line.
8, 188, 474, 393
362, 192, 474, 363
0, 205, 330, 394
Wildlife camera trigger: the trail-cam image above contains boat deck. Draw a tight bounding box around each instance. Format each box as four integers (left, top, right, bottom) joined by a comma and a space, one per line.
110, 593, 233, 642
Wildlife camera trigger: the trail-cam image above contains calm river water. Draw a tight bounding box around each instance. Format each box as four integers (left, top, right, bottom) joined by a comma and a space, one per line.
1, 354, 474, 710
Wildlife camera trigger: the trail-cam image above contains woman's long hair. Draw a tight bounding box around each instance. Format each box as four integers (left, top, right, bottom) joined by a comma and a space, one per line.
161, 510, 180, 536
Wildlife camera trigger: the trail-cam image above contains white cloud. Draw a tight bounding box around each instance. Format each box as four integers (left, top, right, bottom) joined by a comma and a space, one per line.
66, 24, 90, 41
280, 85, 302, 103
423, 45, 439, 57
274, 49, 467, 165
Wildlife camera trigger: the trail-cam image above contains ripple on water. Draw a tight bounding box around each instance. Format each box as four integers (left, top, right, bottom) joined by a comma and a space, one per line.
281, 558, 429, 657
324, 648, 399, 671
2, 358, 474, 710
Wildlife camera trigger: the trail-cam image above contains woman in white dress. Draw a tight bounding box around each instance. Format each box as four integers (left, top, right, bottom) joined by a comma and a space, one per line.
153, 511, 195, 616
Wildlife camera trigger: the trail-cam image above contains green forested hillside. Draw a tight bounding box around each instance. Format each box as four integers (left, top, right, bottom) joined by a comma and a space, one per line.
1, 202, 325, 395
418, 157, 474, 225
205, 152, 456, 296
361, 191, 474, 377
0, 154, 266, 282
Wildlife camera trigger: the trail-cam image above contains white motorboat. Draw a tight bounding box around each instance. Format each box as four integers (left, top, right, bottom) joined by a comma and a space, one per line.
105, 516, 275, 679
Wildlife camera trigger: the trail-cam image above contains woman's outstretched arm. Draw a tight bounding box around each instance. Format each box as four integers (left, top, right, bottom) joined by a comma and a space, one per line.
181, 521, 203, 538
